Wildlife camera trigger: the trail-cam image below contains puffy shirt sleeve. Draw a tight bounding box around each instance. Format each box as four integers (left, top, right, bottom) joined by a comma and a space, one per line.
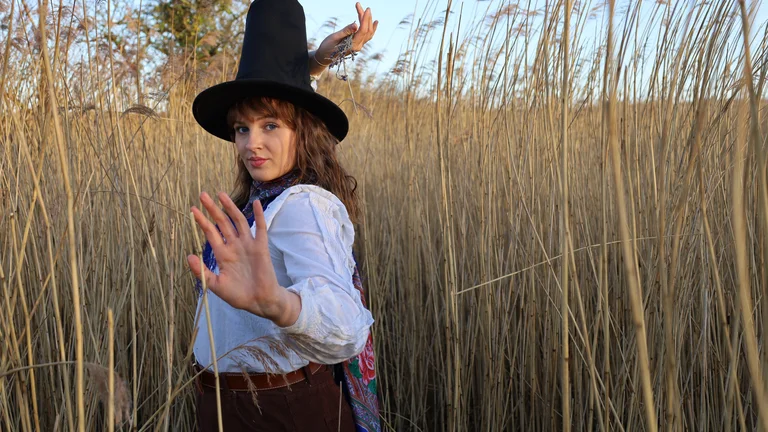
268, 190, 373, 364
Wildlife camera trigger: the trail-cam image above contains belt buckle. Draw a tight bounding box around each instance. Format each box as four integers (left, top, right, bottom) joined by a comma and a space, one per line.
191, 363, 204, 395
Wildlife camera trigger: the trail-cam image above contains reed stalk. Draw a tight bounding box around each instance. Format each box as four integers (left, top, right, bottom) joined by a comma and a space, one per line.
36, 1, 85, 430
560, 0, 573, 429
605, 1, 658, 430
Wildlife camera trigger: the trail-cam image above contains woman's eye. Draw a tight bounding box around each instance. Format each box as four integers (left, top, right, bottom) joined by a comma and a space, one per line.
264, 123, 278, 131
235, 126, 248, 134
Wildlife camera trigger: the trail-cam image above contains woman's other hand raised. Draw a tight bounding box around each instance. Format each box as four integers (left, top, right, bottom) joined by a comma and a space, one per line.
314, 2, 379, 66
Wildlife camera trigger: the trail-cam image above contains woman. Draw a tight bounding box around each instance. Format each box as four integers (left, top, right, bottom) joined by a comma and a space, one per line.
187, 1, 380, 431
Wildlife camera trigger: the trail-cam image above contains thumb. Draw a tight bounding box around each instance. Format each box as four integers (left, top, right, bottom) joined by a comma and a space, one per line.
187, 254, 217, 289
320, 23, 358, 55
339, 22, 358, 37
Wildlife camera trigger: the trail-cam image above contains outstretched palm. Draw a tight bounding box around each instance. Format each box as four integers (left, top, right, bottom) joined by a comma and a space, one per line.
187, 192, 290, 323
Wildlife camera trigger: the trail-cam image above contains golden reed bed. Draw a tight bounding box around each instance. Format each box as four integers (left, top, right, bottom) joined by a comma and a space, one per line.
2, 0, 768, 430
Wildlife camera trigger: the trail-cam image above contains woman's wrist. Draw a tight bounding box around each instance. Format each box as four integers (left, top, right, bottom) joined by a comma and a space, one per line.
308, 50, 331, 76
313, 50, 331, 66
253, 286, 302, 327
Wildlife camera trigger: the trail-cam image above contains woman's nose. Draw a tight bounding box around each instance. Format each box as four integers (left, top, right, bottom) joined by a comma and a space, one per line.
246, 131, 264, 150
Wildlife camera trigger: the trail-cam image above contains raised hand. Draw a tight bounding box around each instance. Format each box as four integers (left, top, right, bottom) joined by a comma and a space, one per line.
187, 192, 301, 327
313, 2, 379, 67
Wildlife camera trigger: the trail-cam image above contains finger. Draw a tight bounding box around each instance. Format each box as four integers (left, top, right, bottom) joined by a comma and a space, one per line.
219, 192, 250, 237
187, 254, 218, 290
191, 206, 225, 250
372, 20, 379, 35
357, 8, 370, 35
200, 192, 237, 240
364, 8, 373, 33
354, 9, 373, 50
253, 200, 268, 233
356, 2, 365, 22
353, 21, 369, 50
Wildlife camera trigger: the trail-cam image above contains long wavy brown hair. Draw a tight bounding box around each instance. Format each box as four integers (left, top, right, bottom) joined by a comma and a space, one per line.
226, 96, 359, 222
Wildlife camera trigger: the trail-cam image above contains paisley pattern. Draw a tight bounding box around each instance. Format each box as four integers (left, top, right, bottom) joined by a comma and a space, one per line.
196, 172, 380, 432
338, 264, 380, 432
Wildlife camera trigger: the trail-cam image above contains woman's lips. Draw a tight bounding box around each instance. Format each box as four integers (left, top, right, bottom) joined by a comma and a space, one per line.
249, 157, 267, 168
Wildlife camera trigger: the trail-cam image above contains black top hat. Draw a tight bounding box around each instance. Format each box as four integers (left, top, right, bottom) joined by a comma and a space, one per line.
192, 0, 349, 142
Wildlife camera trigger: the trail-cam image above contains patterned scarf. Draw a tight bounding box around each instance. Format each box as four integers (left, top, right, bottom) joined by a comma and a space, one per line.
197, 172, 380, 432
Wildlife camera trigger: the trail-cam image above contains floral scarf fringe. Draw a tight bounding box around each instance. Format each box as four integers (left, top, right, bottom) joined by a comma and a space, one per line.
196, 173, 380, 432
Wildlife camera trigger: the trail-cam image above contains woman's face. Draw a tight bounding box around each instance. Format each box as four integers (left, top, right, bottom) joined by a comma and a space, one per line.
231, 111, 297, 183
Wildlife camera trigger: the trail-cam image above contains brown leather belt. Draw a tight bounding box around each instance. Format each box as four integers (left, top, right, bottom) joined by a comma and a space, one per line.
194, 362, 327, 392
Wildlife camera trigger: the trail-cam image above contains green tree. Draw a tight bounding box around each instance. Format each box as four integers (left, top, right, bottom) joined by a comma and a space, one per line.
150, 0, 247, 63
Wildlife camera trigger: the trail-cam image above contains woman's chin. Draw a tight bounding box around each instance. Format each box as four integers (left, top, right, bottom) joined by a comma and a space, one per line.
249, 170, 279, 183
249, 166, 295, 183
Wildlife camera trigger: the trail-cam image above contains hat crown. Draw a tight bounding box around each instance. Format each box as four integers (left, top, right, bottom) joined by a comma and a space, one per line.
191, 0, 349, 142
236, 0, 311, 90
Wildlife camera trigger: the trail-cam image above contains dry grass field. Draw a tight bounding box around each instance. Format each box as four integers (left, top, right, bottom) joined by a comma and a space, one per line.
3, 0, 768, 430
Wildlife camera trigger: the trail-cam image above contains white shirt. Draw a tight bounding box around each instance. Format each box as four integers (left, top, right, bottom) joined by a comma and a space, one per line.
193, 185, 374, 373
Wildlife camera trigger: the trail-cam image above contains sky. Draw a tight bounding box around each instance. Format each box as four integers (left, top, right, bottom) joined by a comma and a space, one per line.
303, 0, 421, 72
303, 0, 768, 81
106, 0, 768, 91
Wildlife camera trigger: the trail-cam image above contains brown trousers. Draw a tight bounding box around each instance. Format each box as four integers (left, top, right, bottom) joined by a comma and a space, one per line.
196, 365, 356, 431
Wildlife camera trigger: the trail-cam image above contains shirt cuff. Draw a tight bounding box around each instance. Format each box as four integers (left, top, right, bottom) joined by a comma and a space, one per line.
278, 280, 320, 335
310, 72, 325, 91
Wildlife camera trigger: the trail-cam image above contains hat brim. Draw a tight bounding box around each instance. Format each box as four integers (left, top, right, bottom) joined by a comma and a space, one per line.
192, 79, 349, 142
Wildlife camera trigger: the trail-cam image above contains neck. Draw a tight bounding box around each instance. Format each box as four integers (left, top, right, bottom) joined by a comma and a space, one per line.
252, 170, 298, 189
